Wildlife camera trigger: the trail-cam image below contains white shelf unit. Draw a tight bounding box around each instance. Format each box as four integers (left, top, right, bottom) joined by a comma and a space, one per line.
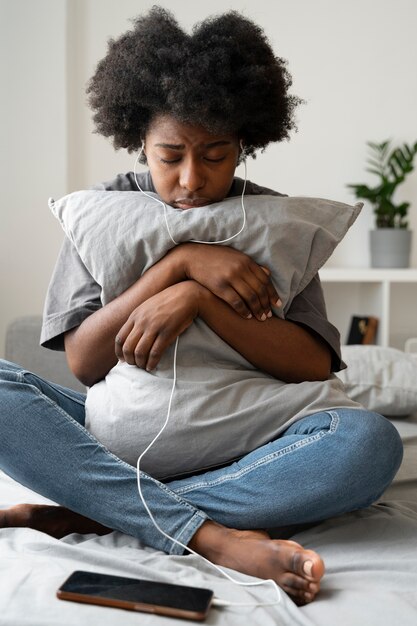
319, 268, 417, 348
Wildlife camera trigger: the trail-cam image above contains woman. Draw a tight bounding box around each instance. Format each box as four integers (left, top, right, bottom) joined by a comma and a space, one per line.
0, 7, 403, 605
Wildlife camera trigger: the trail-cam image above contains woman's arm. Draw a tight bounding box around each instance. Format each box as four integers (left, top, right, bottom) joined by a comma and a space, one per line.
65, 242, 279, 386
64, 252, 185, 386
197, 287, 331, 382
115, 280, 331, 383
172, 244, 332, 381
65, 242, 328, 385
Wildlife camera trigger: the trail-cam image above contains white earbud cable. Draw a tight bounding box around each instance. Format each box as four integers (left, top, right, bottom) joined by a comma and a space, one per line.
136, 337, 281, 607
133, 146, 281, 608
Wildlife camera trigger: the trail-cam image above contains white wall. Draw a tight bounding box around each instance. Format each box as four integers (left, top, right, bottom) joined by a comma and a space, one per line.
0, 0, 67, 357
1, 0, 417, 357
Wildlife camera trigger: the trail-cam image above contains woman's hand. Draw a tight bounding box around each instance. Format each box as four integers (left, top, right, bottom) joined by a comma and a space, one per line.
172, 243, 281, 321
114, 281, 203, 371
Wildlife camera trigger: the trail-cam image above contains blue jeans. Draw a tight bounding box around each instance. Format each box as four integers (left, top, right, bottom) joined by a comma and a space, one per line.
0, 359, 403, 555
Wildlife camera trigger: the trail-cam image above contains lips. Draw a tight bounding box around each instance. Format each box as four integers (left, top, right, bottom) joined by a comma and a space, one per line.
174, 198, 211, 209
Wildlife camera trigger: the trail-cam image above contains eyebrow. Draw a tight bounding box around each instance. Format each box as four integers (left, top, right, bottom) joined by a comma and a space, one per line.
154, 140, 232, 150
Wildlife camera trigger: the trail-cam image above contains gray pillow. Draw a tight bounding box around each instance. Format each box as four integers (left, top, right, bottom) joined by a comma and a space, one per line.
49, 190, 362, 478
49, 190, 362, 314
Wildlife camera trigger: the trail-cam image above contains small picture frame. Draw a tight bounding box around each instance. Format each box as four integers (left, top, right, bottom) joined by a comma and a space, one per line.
346, 316, 379, 345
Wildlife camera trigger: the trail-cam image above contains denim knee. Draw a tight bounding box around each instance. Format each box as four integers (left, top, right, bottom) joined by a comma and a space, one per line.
340, 410, 403, 507
0, 359, 24, 376
369, 412, 403, 495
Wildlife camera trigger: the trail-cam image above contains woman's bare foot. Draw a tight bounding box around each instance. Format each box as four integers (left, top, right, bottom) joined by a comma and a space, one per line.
188, 521, 325, 605
0, 507, 324, 603
0, 504, 111, 538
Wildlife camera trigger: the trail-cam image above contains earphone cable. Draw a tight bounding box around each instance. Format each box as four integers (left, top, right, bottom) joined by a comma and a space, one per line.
133, 146, 281, 608
135, 336, 281, 607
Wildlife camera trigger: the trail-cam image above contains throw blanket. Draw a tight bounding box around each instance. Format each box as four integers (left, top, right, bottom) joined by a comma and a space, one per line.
49, 191, 362, 478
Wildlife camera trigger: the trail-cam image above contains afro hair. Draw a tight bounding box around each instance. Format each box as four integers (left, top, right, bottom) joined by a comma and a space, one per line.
86, 6, 303, 158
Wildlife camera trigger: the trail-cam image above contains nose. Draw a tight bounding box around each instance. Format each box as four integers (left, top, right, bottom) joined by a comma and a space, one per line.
179, 157, 205, 192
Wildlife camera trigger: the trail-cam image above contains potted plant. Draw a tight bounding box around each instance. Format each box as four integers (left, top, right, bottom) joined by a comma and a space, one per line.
347, 139, 417, 267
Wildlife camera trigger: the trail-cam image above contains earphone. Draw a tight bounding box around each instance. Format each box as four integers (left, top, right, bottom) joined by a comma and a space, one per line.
133, 141, 281, 609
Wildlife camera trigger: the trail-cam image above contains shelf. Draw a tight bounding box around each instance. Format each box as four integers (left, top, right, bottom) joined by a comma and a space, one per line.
318, 267, 417, 348
320, 268, 417, 282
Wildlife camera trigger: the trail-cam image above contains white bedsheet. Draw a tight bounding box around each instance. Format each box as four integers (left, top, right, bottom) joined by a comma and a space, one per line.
1, 414, 417, 626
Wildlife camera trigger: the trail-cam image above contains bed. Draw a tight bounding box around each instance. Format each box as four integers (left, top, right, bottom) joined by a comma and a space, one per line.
1, 414, 417, 625
1, 416, 417, 625
2, 320, 417, 625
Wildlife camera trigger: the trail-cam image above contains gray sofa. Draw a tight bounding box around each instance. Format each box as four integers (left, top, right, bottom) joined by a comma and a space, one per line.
5, 316, 85, 392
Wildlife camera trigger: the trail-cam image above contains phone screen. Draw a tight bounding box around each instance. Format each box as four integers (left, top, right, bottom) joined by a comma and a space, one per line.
57, 570, 213, 621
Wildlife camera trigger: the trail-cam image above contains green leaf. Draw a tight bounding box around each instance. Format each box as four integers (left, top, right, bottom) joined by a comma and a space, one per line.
402, 144, 413, 160
347, 137, 417, 226
366, 168, 384, 177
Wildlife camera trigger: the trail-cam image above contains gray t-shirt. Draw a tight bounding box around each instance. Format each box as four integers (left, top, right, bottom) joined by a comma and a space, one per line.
41, 171, 343, 371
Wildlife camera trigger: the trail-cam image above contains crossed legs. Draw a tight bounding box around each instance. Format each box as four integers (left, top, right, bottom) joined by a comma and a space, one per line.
0, 360, 403, 603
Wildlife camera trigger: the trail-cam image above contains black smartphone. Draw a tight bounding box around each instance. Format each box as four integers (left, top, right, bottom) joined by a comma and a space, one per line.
57, 570, 213, 621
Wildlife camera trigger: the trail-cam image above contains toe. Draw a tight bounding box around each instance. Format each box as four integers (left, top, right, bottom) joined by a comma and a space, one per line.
281, 572, 310, 593
292, 549, 325, 581
281, 581, 317, 605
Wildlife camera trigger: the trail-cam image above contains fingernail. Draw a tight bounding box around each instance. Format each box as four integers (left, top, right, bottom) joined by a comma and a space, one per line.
267, 311, 272, 318
260, 313, 267, 321
246, 313, 253, 319
275, 298, 282, 307
303, 560, 313, 577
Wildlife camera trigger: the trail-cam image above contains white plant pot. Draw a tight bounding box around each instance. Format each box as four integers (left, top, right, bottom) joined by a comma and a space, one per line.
369, 228, 412, 268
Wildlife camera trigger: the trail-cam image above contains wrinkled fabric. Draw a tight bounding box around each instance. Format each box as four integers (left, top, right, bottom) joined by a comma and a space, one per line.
49, 191, 362, 477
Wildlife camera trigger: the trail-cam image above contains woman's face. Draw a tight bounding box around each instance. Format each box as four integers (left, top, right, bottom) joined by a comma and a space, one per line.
144, 114, 240, 209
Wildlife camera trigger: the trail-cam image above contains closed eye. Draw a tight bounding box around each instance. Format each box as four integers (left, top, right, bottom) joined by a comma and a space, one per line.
159, 156, 226, 164
159, 157, 181, 164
